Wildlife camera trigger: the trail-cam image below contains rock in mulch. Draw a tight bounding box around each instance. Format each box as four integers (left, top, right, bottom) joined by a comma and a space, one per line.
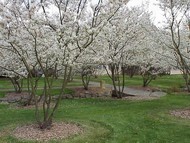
170, 109, 190, 119
12, 122, 83, 142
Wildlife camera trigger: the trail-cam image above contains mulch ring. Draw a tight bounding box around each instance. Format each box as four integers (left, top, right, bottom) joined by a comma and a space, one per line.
12, 122, 83, 142
170, 109, 190, 119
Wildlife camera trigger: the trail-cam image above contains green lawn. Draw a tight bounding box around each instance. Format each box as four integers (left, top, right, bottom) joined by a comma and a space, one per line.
0, 75, 190, 142
0, 75, 185, 92
0, 94, 190, 143
91, 74, 185, 91
0, 78, 83, 90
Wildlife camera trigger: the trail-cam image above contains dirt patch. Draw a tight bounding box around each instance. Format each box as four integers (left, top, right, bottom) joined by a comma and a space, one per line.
170, 109, 190, 119
12, 122, 83, 142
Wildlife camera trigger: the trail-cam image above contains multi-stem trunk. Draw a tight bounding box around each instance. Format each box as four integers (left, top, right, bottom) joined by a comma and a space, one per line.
81, 74, 91, 90
37, 66, 70, 129
108, 64, 124, 98
142, 74, 154, 87
10, 77, 23, 93
169, 5, 190, 92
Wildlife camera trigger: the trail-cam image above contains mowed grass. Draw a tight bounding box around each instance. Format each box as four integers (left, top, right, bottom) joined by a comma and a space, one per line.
0, 78, 83, 90
0, 95, 190, 143
0, 75, 190, 142
0, 75, 185, 91
91, 74, 185, 91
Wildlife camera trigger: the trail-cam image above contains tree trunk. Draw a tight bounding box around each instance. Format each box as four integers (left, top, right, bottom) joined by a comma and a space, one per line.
10, 77, 23, 93
39, 118, 52, 130
110, 64, 123, 98
82, 74, 90, 90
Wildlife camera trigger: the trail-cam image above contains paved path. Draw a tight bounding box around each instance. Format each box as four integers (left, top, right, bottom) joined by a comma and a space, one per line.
88, 81, 167, 97
0, 80, 167, 97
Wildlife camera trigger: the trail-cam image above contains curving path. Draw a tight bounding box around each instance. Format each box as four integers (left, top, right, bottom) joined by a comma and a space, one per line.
0, 80, 167, 98
88, 81, 167, 97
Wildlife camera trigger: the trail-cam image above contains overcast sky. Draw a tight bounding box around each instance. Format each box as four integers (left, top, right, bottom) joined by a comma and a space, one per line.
127, 0, 165, 27
0, 0, 165, 26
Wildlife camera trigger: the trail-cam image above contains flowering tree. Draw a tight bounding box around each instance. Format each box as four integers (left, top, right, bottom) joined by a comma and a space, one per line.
95, 7, 157, 97
135, 39, 170, 87
133, 18, 171, 87
0, 0, 127, 129
0, 48, 27, 92
158, 0, 190, 91
75, 49, 99, 90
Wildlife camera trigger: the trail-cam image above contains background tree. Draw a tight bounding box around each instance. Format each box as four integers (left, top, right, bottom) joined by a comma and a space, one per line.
95, 7, 159, 97
158, 0, 190, 91
134, 23, 170, 87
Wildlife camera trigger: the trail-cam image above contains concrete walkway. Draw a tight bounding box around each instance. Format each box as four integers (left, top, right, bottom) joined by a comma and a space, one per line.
88, 81, 167, 97
0, 80, 167, 97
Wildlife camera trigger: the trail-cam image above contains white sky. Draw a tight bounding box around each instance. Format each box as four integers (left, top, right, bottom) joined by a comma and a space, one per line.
127, 0, 165, 27
0, 0, 165, 27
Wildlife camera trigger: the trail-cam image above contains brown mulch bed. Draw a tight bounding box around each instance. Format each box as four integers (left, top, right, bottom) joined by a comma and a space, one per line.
0, 92, 31, 103
1, 92, 49, 110
12, 122, 83, 142
72, 87, 162, 100
170, 109, 190, 119
72, 87, 111, 97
